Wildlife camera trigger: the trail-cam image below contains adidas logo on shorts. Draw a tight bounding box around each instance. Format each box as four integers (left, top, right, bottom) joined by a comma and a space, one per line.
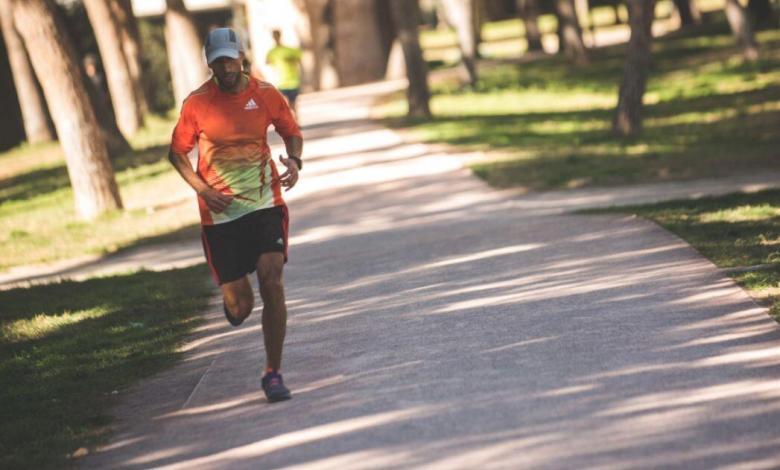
276, 238, 284, 245
245, 98, 258, 110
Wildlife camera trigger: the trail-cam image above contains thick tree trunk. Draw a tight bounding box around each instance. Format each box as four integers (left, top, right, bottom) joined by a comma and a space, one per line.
440, 0, 479, 87
84, 0, 142, 138
673, 0, 701, 26
725, 0, 759, 61
111, 0, 148, 115
555, 0, 588, 64
331, 0, 391, 86
613, 0, 655, 137
390, 0, 431, 118
517, 0, 544, 52
748, 0, 778, 29
12, 0, 122, 219
165, 0, 207, 106
0, 0, 53, 143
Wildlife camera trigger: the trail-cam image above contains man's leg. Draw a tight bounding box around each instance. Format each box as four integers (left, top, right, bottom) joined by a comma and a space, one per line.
256, 252, 287, 371
221, 276, 254, 325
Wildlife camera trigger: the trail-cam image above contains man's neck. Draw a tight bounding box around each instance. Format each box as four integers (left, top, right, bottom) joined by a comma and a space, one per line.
216, 74, 248, 94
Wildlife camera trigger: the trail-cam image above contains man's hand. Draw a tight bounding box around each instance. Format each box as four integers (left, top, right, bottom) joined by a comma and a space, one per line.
278, 154, 300, 191
199, 187, 233, 213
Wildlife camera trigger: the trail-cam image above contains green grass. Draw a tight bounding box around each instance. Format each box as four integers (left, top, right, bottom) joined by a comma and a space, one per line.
0, 113, 201, 271
0, 265, 213, 468
588, 190, 780, 319
381, 27, 780, 191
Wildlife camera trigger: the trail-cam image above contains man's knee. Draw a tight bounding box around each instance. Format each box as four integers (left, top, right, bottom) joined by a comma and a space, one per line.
225, 296, 253, 319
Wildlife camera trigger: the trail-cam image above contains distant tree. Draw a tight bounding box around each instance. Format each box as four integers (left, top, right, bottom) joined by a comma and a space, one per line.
672, 0, 701, 26
0, 0, 53, 143
439, 0, 479, 86
724, 0, 759, 61
84, 0, 143, 138
12, 0, 122, 219
555, 0, 588, 64
331, 0, 392, 86
390, 0, 431, 118
748, 0, 777, 30
110, 0, 148, 114
517, 0, 544, 52
164, 0, 208, 106
613, 0, 655, 137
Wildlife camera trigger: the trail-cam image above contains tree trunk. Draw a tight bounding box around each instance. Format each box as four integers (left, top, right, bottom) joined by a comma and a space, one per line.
12, 0, 122, 219
331, 0, 391, 86
673, 0, 701, 26
111, 0, 148, 115
165, 0, 207, 107
517, 0, 544, 52
390, 0, 431, 118
0, 0, 53, 143
613, 0, 655, 137
303, 0, 339, 90
725, 0, 759, 61
748, 0, 777, 30
84, 0, 142, 138
440, 0, 479, 87
555, 0, 588, 64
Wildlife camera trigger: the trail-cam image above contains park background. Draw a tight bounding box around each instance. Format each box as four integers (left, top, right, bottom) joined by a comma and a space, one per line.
0, 0, 778, 467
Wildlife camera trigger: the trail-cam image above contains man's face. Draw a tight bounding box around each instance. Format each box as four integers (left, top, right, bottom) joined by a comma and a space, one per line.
209, 55, 243, 89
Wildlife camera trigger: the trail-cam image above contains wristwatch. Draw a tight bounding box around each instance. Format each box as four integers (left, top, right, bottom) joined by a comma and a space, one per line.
289, 156, 302, 171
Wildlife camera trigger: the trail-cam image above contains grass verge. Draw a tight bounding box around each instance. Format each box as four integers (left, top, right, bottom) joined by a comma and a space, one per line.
0, 265, 213, 468
586, 190, 779, 319
380, 26, 780, 191
0, 114, 201, 271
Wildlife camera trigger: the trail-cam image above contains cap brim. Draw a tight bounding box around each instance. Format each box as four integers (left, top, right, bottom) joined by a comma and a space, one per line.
207, 48, 240, 64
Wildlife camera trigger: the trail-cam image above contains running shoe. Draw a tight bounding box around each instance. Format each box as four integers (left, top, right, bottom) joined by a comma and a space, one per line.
223, 302, 244, 326
262, 371, 292, 402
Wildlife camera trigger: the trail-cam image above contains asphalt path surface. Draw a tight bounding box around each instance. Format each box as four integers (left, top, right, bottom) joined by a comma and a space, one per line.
82, 82, 780, 469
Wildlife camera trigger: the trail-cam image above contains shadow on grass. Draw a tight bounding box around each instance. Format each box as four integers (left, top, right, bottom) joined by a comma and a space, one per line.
390, 84, 780, 189
0, 265, 212, 469
0, 143, 170, 204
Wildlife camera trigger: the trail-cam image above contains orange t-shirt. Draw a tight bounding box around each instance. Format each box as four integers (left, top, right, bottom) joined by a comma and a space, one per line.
171, 76, 301, 225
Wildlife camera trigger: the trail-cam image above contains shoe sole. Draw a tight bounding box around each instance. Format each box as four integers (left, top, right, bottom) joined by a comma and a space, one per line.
266, 392, 292, 403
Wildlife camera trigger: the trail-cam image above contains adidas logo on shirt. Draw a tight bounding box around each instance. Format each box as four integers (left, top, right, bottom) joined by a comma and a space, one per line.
244, 98, 258, 110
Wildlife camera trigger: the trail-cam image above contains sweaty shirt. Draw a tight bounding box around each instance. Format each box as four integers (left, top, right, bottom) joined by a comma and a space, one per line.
265, 45, 302, 90
171, 76, 301, 225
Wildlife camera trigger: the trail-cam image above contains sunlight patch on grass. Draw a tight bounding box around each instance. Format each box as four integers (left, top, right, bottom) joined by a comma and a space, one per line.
1, 309, 107, 343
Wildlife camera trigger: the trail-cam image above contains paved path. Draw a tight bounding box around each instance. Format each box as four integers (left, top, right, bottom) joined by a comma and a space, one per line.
73, 81, 780, 469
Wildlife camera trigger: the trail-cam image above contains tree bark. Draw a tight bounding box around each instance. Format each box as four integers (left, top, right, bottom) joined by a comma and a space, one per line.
517, 0, 544, 52
390, 0, 431, 118
613, 0, 655, 137
555, 0, 588, 64
165, 0, 207, 107
725, 0, 759, 61
672, 0, 701, 26
110, 0, 148, 114
0, 0, 53, 143
12, 0, 122, 219
331, 0, 391, 86
84, 0, 142, 138
440, 0, 479, 87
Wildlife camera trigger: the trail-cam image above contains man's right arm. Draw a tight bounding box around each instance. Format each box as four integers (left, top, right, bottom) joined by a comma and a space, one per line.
168, 148, 233, 213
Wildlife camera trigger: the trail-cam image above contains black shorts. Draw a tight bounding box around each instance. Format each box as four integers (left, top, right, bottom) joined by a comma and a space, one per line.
201, 205, 289, 285
280, 88, 299, 105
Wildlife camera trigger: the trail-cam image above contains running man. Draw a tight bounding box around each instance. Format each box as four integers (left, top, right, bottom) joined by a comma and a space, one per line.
168, 27, 303, 403
266, 29, 303, 115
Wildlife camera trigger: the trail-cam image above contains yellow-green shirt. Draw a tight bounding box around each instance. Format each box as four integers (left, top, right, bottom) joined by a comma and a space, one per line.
266, 46, 302, 90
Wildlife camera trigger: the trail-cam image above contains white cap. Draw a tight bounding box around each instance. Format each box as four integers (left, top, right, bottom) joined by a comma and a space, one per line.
204, 27, 244, 64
